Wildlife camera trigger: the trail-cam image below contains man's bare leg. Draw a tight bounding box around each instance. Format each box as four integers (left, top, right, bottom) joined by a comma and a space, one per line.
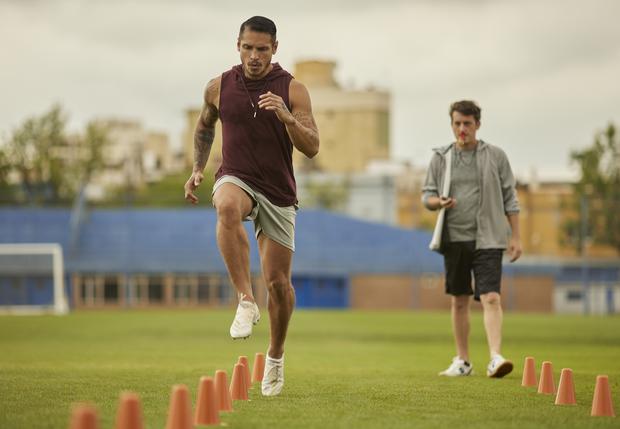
480, 292, 503, 357
452, 295, 471, 361
258, 235, 294, 396
480, 291, 513, 377
213, 183, 255, 302
258, 235, 295, 359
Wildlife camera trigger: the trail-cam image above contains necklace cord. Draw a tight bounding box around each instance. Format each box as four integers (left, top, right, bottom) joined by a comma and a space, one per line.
240, 73, 271, 119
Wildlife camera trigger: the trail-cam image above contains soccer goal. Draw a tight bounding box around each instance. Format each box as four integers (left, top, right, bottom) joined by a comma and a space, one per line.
0, 243, 69, 315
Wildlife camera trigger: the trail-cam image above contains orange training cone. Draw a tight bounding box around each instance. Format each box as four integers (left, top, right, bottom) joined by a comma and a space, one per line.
114, 392, 144, 429
252, 353, 265, 383
521, 356, 537, 387
555, 369, 576, 405
215, 370, 233, 412
69, 404, 99, 429
538, 361, 555, 395
230, 363, 248, 401
238, 356, 251, 389
195, 376, 220, 426
591, 375, 615, 417
165, 384, 193, 429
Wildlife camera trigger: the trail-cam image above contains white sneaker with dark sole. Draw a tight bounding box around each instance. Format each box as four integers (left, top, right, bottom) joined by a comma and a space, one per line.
229, 299, 260, 339
439, 356, 473, 376
261, 355, 284, 396
487, 354, 513, 378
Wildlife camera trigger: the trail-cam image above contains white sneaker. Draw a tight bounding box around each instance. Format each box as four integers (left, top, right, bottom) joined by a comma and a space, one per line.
229, 298, 260, 339
487, 354, 513, 378
261, 355, 284, 396
439, 357, 473, 376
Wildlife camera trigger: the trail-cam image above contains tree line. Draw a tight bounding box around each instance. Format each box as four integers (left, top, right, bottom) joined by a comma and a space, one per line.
0, 105, 212, 208
0, 105, 108, 205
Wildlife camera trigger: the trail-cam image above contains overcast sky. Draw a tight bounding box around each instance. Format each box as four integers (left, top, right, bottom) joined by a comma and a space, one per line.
1, 0, 619, 181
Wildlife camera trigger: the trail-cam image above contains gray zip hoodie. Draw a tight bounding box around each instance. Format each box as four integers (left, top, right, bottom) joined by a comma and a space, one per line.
422, 140, 520, 250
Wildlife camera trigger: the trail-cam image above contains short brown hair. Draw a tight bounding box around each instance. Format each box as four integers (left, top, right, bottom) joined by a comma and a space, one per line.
449, 100, 481, 123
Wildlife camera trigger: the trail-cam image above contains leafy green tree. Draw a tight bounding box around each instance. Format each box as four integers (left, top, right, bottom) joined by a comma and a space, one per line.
2, 106, 111, 205
65, 121, 110, 196
0, 146, 13, 202
4, 105, 69, 204
567, 123, 620, 254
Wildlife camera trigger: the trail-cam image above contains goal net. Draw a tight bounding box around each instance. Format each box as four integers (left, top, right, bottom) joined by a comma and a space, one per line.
0, 243, 69, 315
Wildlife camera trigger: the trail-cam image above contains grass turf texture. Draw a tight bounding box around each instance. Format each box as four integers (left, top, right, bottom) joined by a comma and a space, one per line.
0, 310, 618, 428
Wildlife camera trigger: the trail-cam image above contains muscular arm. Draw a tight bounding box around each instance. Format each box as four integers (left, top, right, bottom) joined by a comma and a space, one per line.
285, 81, 319, 158
193, 78, 220, 173
184, 77, 220, 204
258, 80, 319, 158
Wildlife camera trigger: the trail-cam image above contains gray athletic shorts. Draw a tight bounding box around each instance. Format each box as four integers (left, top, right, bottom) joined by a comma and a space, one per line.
212, 175, 296, 252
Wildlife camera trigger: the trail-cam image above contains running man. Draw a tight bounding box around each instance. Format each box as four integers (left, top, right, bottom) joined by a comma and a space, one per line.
184, 16, 319, 396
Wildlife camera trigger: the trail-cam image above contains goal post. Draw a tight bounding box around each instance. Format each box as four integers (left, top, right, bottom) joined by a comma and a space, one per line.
0, 243, 69, 315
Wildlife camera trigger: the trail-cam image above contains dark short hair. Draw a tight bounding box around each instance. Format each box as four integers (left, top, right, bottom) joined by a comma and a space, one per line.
449, 100, 481, 123
239, 16, 277, 41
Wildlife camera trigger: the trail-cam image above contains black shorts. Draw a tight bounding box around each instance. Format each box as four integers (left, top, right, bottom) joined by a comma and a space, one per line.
443, 241, 503, 301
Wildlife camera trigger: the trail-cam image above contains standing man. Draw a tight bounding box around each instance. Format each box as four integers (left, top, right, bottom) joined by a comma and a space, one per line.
422, 100, 521, 378
184, 16, 319, 396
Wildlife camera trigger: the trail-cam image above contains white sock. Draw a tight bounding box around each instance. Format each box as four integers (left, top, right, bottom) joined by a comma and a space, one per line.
267, 354, 284, 362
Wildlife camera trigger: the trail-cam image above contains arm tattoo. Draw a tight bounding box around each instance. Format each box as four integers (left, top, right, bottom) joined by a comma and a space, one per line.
292, 111, 319, 141
287, 110, 319, 158
193, 105, 217, 171
193, 78, 220, 171
193, 126, 214, 171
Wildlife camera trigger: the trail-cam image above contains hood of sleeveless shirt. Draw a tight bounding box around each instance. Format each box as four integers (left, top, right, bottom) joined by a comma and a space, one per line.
232, 63, 293, 90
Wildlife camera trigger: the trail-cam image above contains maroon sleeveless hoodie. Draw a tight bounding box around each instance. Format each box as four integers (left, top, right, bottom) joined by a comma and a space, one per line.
216, 63, 297, 207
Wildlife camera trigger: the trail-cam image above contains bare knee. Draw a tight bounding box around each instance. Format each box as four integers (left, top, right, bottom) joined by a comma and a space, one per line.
451, 296, 470, 312
480, 292, 501, 308
215, 199, 244, 229
265, 274, 292, 299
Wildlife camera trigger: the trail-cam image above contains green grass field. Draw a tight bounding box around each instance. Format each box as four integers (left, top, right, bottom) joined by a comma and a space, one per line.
0, 310, 618, 428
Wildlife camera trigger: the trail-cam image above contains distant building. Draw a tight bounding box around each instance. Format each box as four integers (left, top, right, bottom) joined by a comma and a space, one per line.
517, 181, 618, 259
85, 119, 173, 199
297, 160, 422, 226
297, 171, 398, 225
293, 61, 390, 173
142, 130, 174, 182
